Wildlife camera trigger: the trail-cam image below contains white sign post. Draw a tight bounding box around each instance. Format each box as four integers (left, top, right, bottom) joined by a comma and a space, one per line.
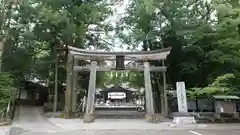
176, 82, 188, 113
173, 81, 196, 124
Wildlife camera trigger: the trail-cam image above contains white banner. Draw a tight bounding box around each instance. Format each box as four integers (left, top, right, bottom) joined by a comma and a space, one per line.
108, 92, 126, 99
176, 82, 188, 113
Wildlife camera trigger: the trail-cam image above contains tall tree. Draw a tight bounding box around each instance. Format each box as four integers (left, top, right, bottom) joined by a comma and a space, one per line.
0, 0, 17, 71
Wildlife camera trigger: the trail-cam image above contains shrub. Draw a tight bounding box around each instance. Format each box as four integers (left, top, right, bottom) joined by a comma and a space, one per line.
0, 72, 17, 114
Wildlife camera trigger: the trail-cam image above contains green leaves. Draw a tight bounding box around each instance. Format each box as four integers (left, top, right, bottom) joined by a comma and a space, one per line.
188, 74, 236, 99
0, 0, 114, 88
0, 0, 240, 103
0, 72, 16, 110
116, 0, 240, 99
211, 73, 235, 88
96, 71, 144, 89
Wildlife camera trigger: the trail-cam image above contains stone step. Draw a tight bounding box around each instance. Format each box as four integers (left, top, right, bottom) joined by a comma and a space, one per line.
95, 110, 145, 119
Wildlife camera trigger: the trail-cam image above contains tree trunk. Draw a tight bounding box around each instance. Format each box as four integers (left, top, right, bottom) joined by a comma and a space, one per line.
0, 1, 14, 71
0, 39, 6, 71
155, 75, 163, 113
53, 48, 59, 112
151, 77, 158, 112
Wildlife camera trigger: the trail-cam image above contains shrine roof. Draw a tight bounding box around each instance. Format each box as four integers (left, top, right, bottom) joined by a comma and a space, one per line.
68, 46, 171, 61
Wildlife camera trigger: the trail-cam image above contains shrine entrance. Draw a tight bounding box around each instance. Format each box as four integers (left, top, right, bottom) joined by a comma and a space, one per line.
64, 46, 171, 123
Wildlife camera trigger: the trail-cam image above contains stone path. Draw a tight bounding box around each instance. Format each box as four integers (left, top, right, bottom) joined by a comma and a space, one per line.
2, 106, 240, 135
14, 129, 240, 135
47, 117, 209, 131
9, 106, 61, 135
0, 126, 10, 135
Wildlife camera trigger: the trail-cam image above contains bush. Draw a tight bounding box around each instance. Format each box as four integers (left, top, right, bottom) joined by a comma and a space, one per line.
0, 72, 17, 113
187, 74, 236, 99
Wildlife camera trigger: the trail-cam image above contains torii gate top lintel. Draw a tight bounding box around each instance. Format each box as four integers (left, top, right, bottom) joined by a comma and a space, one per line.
67, 46, 171, 61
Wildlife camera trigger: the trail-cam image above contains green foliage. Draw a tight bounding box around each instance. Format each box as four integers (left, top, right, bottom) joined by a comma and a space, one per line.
97, 71, 144, 89
1, 0, 114, 92
122, 71, 144, 88
0, 72, 16, 111
188, 74, 235, 99
0, 0, 240, 102
116, 0, 240, 101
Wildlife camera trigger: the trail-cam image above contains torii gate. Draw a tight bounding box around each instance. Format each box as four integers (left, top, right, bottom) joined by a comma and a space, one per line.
64, 46, 171, 123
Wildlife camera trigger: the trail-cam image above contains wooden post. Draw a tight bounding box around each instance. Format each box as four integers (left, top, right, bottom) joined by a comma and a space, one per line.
82, 96, 86, 112
160, 85, 165, 115
64, 54, 74, 118
72, 58, 78, 113
163, 70, 168, 117
162, 59, 168, 117
53, 53, 58, 112
144, 61, 156, 123
84, 61, 97, 123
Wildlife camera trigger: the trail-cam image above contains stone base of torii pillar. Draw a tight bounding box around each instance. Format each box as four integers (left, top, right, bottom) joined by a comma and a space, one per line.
83, 113, 95, 123
172, 112, 196, 125
145, 113, 161, 123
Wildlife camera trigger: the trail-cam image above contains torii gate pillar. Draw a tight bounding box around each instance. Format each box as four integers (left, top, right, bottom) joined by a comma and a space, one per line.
144, 61, 159, 123
83, 61, 97, 123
